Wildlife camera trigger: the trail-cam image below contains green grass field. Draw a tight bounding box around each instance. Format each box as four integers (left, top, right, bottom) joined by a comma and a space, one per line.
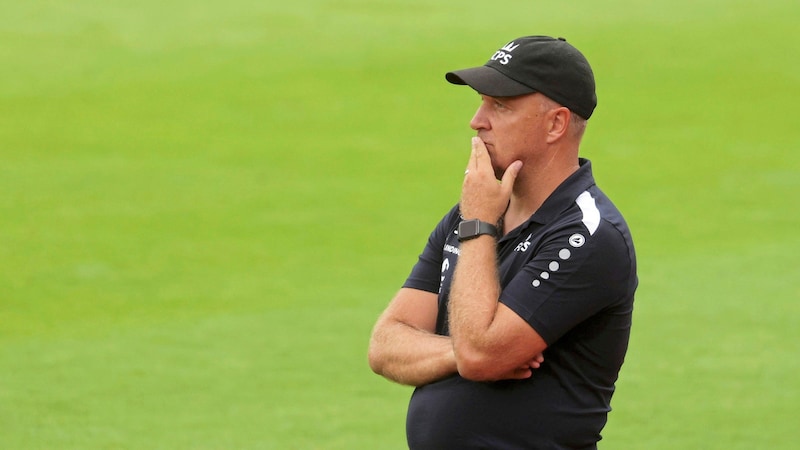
2, 0, 798, 448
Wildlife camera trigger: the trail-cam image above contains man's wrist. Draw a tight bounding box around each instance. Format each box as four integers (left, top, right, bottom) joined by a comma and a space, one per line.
457, 219, 499, 242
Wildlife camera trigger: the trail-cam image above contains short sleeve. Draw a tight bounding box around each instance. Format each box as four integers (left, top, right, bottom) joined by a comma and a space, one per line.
402, 205, 461, 294
500, 219, 634, 345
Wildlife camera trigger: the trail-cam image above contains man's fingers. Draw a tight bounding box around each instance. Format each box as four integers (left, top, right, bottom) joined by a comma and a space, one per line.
471, 136, 483, 152
470, 136, 488, 170
518, 353, 545, 370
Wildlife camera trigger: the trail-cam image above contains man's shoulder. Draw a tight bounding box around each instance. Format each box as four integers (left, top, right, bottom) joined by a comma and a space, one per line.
539, 186, 635, 265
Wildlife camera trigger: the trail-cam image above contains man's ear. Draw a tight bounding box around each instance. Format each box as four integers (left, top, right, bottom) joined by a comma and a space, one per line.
545, 107, 571, 144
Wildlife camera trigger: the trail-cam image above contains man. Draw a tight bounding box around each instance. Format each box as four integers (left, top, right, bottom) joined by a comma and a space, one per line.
368, 36, 638, 449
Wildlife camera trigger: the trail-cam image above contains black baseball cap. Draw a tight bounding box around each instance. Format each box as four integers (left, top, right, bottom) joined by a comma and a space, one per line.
445, 36, 597, 119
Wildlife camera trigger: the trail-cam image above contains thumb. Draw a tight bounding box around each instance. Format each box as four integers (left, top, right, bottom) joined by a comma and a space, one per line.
501, 160, 523, 192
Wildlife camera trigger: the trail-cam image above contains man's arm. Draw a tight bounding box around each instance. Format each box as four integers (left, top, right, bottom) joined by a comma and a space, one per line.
449, 137, 548, 381
368, 288, 457, 386
449, 236, 548, 381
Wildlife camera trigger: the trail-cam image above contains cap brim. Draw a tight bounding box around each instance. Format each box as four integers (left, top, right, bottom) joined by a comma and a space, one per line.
445, 66, 535, 97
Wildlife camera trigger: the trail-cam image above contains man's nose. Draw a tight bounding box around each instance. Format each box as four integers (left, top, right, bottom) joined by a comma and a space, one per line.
469, 105, 489, 131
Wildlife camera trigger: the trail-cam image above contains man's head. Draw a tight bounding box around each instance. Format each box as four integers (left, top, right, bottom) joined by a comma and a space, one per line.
445, 36, 596, 120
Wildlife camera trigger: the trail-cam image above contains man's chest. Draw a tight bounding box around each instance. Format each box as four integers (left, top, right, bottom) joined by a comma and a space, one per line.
435, 223, 546, 306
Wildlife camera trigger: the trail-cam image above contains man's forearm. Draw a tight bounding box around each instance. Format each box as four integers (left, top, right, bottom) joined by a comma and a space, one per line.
449, 235, 501, 357
448, 234, 547, 381
369, 320, 457, 386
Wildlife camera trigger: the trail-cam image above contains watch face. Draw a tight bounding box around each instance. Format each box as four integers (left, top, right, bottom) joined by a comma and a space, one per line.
458, 219, 497, 242
467, 220, 480, 236
458, 220, 480, 240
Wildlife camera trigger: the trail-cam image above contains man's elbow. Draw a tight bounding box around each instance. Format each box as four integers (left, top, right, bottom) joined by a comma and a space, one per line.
453, 347, 503, 381
367, 338, 386, 376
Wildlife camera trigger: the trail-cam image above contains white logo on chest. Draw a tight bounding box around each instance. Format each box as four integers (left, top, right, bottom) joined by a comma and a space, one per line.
515, 233, 533, 252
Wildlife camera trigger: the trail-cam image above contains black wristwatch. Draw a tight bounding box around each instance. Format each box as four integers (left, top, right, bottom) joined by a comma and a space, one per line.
457, 219, 499, 242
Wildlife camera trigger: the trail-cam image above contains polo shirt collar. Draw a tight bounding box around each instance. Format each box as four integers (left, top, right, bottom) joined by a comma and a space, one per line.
526, 158, 596, 226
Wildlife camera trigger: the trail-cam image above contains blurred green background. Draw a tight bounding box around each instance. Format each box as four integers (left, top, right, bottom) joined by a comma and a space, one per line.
1, 0, 798, 448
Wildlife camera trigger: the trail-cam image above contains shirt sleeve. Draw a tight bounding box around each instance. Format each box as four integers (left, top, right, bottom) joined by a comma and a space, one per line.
499, 219, 634, 345
402, 205, 461, 294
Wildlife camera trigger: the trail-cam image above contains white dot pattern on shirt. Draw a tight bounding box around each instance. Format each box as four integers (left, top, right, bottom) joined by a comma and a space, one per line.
532, 247, 575, 289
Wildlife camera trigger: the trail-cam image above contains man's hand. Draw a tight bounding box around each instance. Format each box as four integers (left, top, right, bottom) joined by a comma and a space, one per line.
511, 353, 546, 379
467, 352, 545, 381
460, 137, 523, 225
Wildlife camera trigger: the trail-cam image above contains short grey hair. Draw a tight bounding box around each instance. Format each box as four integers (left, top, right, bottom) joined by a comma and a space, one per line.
539, 95, 588, 141
570, 113, 587, 141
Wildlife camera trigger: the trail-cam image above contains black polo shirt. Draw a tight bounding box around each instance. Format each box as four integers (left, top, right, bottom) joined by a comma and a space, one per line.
402, 159, 637, 449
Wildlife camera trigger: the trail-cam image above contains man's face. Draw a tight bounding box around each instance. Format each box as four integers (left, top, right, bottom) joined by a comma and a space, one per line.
469, 93, 549, 179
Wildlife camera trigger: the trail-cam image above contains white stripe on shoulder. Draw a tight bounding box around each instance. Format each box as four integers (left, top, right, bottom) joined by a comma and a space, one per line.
576, 191, 600, 235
